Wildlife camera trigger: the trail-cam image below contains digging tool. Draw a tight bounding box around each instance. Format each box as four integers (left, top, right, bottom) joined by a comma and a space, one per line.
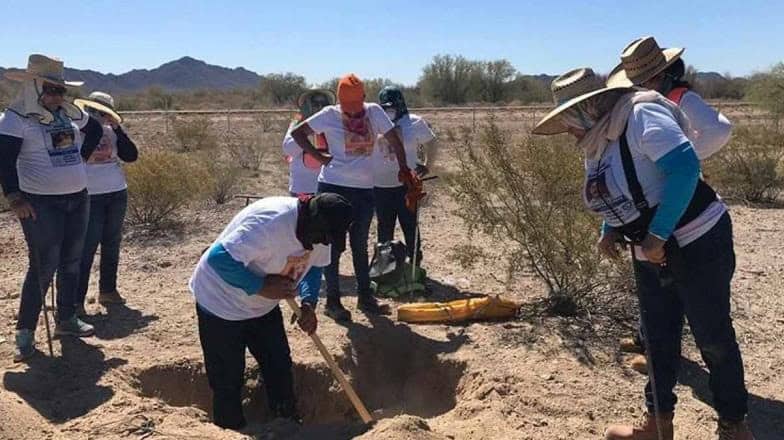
31, 245, 54, 357
284, 298, 374, 424
410, 176, 438, 287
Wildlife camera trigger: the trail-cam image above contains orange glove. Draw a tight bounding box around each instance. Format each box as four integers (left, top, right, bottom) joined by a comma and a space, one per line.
399, 169, 426, 212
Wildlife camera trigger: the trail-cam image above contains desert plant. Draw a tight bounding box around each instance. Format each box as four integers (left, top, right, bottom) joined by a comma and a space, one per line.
704, 125, 784, 204
125, 151, 210, 228
202, 154, 243, 204
173, 117, 218, 152
223, 131, 266, 171
449, 121, 633, 318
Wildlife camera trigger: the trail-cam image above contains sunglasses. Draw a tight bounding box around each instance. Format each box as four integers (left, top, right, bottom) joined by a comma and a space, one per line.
41, 84, 67, 96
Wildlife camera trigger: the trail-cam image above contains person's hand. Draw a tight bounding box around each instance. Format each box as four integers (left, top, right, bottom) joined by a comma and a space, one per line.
597, 229, 624, 259
398, 167, 420, 188
317, 151, 333, 166
641, 233, 666, 264
9, 196, 36, 221
297, 303, 317, 335
258, 275, 297, 300
415, 164, 430, 177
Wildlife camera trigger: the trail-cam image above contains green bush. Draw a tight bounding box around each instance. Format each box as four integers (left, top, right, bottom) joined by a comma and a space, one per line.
125, 151, 210, 228
173, 117, 218, 152
704, 126, 784, 204
448, 121, 633, 318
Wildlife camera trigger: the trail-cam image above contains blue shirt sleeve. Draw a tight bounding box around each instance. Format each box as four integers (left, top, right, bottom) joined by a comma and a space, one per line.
297, 266, 322, 306
206, 243, 265, 295
648, 142, 700, 240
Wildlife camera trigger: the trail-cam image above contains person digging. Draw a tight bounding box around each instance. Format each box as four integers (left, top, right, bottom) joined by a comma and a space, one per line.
188, 193, 352, 429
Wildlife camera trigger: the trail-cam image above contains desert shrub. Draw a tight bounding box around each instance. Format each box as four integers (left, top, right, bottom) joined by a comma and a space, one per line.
223, 131, 266, 170
704, 126, 784, 204
449, 121, 633, 318
125, 151, 210, 228
201, 154, 243, 204
173, 117, 217, 152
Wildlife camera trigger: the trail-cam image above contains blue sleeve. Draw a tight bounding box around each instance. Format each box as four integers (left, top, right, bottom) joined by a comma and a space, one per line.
206, 243, 265, 295
648, 142, 700, 240
297, 266, 322, 306
601, 221, 614, 236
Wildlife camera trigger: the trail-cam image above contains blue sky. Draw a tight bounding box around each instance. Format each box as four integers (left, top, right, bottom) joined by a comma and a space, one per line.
1, 0, 781, 85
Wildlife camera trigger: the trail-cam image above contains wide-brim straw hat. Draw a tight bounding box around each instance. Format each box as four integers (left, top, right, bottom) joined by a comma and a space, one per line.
532, 68, 629, 135
297, 89, 336, 108
74, 91, 123, 123
606, 36, 684, 88
4, 54, 84, 87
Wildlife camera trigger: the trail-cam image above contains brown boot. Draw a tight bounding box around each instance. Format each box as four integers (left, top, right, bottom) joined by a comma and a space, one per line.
629, 354, 648, 375
605, 412, 674, 440
98, 290, 126, 305
717, 418, 754, 440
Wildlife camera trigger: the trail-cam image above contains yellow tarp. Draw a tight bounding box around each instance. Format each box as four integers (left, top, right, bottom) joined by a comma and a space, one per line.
397, 295, 521, 324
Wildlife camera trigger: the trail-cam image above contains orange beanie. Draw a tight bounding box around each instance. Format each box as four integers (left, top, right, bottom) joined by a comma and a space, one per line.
337, 73, 365, 114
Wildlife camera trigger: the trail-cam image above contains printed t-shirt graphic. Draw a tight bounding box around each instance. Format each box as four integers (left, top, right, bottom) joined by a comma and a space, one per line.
341, 112, 374, 157
45, 112, 80, 168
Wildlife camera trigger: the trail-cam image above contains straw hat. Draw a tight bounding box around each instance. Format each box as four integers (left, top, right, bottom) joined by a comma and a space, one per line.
4, 54, 84, 87
297, 89, 335, 108
606, 36, 684, 88
74, 91, 123, 123
532, 68, 628, 135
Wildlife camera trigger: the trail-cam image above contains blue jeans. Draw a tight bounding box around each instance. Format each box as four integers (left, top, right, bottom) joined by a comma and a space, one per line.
635, 213, 748, 421
17, 190, 89, 330
374, 185, 422, 264
317, 182, 374, 301
77, 189, 128, 305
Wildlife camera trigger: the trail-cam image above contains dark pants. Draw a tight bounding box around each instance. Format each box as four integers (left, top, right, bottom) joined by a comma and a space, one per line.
317, 182, 375, 301
374, 185, 422, 264
197, 305, 295, 429
17, 190, 89, 330
635, 213, 748, 421
77, 189, 128, 305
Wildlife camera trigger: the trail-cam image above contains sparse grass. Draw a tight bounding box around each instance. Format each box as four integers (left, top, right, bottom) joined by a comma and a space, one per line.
173, 117, 218, 152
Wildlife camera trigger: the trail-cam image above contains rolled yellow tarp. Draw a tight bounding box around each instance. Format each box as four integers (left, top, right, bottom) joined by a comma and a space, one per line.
397, 295, 521, 324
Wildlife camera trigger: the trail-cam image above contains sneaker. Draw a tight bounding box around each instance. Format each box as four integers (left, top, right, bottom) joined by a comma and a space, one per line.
357, 296, 391, 315
13, 329, 35, 362
98, 290, 125, 305
55, 315, 95, 337
717, 418, 755, 440
605, 412, 674, 440
324, 300, 352, 323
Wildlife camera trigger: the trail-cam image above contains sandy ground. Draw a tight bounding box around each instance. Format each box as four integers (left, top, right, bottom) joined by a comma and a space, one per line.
0, 113, 783, 440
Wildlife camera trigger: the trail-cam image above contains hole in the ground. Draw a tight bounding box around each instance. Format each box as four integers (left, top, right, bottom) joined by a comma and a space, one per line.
132, 321, 468, 431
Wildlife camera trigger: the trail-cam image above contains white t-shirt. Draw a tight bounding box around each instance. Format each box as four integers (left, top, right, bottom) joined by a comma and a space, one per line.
86, 125, 128, 195
679, 91, 732, 160
584, 103, 726, 250
373, 114, 436, 188
189, 197, 331, 321
282, 122, 321, 195
305, 103, 395, 189
0, 109, 89, 195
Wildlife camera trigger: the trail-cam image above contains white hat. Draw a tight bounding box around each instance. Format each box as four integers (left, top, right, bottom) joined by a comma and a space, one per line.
74, 91, 122, 123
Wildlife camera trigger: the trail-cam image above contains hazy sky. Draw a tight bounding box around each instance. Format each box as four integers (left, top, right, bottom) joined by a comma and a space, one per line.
1, 0, 780, 85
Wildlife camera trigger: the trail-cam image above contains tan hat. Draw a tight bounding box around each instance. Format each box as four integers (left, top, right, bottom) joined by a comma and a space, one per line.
532, 68, 629, 135
4, 54, 84, 87
74, 91, 123, 123
606, 36, 684, 88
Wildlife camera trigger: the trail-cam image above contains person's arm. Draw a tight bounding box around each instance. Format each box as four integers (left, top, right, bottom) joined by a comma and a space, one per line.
206, 243, 265, 295
679, 92, 732, 160
0, 134, 22, 196
291, 122, 331, 165
80, 116, 103, 160
297, 266, 322, 307
647, 142, 700, 240
282, 125, 302, 157
113, 125, 138, 163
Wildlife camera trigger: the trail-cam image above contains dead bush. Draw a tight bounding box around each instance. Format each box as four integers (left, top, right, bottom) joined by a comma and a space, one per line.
173, 117, 217, 152
223, 131, 266, 171
448, 121, 633, 319
200, 153, 243, 204
125, 151, 210, 228
704, 126, 784, 204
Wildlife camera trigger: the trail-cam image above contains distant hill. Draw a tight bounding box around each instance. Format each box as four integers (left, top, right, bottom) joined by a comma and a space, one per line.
0, 56, 262, 94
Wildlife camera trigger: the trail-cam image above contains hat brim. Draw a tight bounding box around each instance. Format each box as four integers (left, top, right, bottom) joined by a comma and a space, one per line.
74, 99, 123, 124
297, 89, 336, 108
532, 85, 631, 135
606, 47, 684, 88
3, 70, 84, 87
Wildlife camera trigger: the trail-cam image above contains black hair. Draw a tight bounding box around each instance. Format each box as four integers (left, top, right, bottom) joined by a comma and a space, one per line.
664, 58, 691, 89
